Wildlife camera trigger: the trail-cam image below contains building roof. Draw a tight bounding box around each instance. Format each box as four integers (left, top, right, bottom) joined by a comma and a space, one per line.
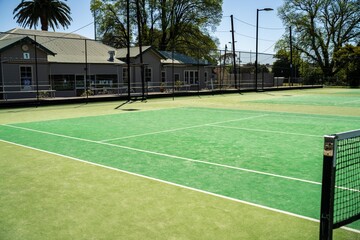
0, 28, 124, 64
115, 46, 209, 66
159, 51, 209, 66
0, 35, 56, 55
116, 46, 166, 60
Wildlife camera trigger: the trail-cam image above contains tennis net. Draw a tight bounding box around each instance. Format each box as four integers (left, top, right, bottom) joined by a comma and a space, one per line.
319, 129, 360, 240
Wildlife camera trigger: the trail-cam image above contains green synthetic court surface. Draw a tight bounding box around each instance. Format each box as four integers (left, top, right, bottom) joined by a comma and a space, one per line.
1, 88, 360, 239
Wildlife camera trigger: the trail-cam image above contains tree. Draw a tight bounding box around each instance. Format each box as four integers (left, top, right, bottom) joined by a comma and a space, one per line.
278, 0, 360, 81
91, 0, 222, 58
13, 0, 72, 31
273, 39, 301, 78
334, 44, 360, 87
91, 0, 130, 48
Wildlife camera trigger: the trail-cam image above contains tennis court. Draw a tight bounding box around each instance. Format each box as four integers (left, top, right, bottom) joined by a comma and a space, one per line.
1, 88, 359, 239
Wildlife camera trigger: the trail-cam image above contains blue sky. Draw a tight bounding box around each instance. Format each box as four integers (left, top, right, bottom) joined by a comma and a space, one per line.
0, 0, 285, 54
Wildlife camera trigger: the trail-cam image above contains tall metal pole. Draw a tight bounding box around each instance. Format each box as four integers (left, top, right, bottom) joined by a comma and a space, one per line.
255, 8, 273, 91
93, 10, 97, 41
0, 53, 3, 100
135, 0, 145, 100
85, 39, 89, 101
255, 9, 259, 91
238, 52, 241, 90
172, 47, 175, 100
222, 45, 227, 90
34, 35, 40, 105
289, 26, 293, 86
230, 15, 237, 89
126, 0, 131, 101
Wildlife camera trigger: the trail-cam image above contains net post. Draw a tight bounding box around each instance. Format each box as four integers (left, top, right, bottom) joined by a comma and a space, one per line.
319, 135, 337, 240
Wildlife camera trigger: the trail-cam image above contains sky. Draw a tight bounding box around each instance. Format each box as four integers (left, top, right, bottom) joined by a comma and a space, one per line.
0, 0, 286, 54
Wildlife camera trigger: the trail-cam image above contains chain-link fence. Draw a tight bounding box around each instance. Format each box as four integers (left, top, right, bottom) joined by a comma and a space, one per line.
0, 30, 323, 104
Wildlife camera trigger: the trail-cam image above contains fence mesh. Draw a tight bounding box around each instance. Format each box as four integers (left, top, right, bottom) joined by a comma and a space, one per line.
0, 30, 323, 103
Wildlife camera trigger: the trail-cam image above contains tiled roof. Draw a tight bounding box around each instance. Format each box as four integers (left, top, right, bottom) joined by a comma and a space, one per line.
0, 28, 124, 64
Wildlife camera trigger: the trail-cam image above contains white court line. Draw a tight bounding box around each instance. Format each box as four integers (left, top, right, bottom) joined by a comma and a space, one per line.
208, 125, 323, 138
335, 98, 360, 105
1, 138, 359, 234
184, 107, 360, 122
2, 123, 321, 186
100, 114, 269, 142
2, 124, 359, 193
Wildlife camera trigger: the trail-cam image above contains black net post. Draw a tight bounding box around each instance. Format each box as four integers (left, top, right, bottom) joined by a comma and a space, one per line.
319, 135, 337, 240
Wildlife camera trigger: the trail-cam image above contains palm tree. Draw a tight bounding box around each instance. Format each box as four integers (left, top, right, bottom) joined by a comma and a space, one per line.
13, 0, 72, 31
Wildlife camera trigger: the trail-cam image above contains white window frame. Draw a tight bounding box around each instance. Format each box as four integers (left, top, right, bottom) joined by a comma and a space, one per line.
174, 73, 180, 82
184, 70, 198, 85
161, 71, 166, 82
144, 67, 152, 82
122, 68, 129, 84
19, 65, 33, 90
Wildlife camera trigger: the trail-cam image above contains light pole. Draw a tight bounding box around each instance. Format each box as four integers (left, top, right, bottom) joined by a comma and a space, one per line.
255, 8, 273, 91
229, 41, 237, 89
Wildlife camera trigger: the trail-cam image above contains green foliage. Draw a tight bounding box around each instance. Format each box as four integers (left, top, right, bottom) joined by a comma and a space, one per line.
91, 0, 129, 48
299, 62, 324, 85
273, 39, 301, 78
334, 44, 360, 87
13, 0, 72, 31
81, 89, 94, 97
175, 80, 183, 90
38, 91, 50, 99
240, 63, 255, 74
273, 58, 291, 77
91, 0, 222, 58
278, 0, 360, 81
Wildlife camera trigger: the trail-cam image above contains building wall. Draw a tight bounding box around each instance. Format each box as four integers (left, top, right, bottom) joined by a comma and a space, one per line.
129, 50, 163, 88
1, 45, 50, 99
49, 63, 122, 97
162, 65, 212, 90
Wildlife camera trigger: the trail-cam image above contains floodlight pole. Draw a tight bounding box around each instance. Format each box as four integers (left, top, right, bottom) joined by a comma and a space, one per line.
255, 8, 273, 91
289, 26, 293, 86
126, 0, 131, 101
230, 15, 237, 89
34, 35, 40, 105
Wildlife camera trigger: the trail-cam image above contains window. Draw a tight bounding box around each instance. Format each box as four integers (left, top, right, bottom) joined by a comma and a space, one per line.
161, 71, 166, 82
174, 74, 180, 82
50, 75, 75, 91
204, 71, 208, 82
145, 67, 152, 82
95, 75, 117, 87
184, 70, 198, 85
122, 68, 129, 84
76, 75, 85, 88
20, 66, 32, 90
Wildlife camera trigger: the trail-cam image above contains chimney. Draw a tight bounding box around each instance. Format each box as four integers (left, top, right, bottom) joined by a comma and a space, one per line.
108, 50, 115, 62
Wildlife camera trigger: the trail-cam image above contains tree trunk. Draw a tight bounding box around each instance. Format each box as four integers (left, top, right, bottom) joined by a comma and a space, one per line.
40, 15, 48, 31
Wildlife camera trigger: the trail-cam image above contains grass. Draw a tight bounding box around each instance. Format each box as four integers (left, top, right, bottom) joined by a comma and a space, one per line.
1, 88, 360, 239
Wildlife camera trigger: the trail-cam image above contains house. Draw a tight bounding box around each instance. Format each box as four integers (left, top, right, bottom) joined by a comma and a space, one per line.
0, 28, 124, 99
0, 28, 213, 100
116, 46, 166, 93
115, 46, 213, 93
159, 51, 213, 91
